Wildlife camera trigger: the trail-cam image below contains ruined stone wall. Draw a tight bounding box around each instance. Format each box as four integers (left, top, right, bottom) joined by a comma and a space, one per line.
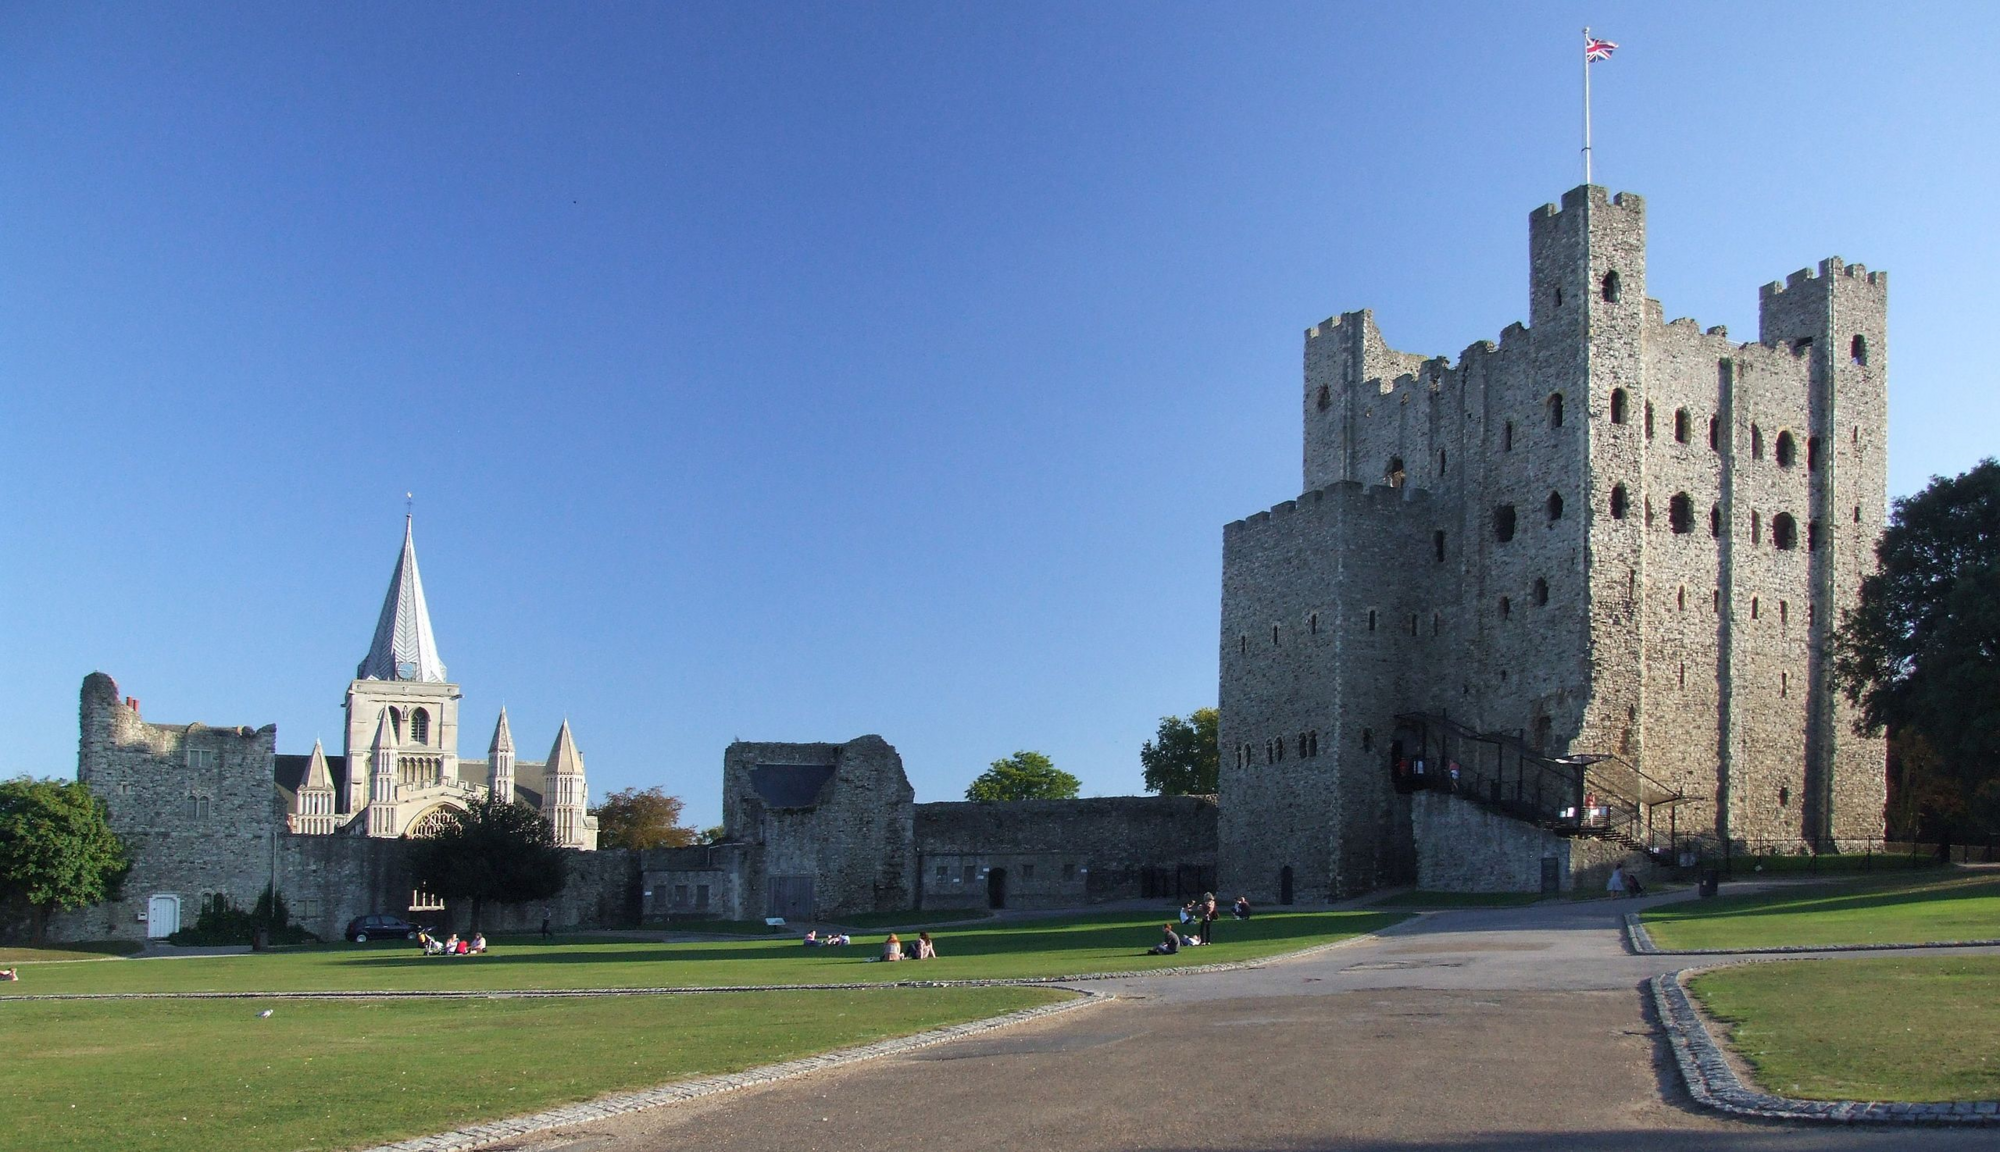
914, 795, 1216, 910
640, 843, 751, 921
722, 737, 915, 919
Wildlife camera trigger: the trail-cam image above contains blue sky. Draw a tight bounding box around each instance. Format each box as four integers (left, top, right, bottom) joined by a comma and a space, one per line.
4, 4, 1995, 825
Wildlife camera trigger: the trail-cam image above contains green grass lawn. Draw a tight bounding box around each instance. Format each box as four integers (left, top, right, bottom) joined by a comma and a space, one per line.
1371, 891, 1544, 908
1689, 956, 2000, 1102
0, 986, 1061, 1152
4, 908, 1397, 995
1724, 852, 1948, 875
0, 941, 143, 963
1641, 872, 2000, 951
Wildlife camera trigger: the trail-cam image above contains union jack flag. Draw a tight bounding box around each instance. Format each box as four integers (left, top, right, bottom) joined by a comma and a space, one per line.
1585, 37, 1618, 63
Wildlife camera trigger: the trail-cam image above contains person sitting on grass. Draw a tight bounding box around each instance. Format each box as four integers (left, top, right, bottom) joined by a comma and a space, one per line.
1178, 901, 1196, 926
803, 930, 821, 947
442, 933, 461, 954
1148, 923, 1181, 955
828, 933, 851, 946
914, 931, 937, 959
0, 967, 17, 981
1233, 895, 1252, 920
469, 933, 487, 954
878, 933, 904, 962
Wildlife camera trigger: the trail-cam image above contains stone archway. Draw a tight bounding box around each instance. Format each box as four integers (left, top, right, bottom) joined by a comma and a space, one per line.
407, 803, 464, 839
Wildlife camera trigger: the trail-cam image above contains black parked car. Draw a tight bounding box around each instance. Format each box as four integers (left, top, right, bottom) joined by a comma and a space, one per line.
345, 914, 423, 943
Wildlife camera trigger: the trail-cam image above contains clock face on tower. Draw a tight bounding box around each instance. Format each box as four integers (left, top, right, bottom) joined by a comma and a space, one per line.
396, 661, 417, 680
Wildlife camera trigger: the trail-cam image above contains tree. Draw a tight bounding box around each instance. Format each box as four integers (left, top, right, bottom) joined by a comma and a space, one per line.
0, 777, 130, 944
1140, 708, 1220, 795
1834, 460, 2000, 836
590, 786, 696, 850
965, 751, 1080, 802
696, 824, 727, 845
407, 799, 568, 930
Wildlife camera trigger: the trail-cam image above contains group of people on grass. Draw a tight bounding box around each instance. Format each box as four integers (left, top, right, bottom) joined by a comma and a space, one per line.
418, 930, 487, 956
1151, 892, 1251, 954
800, 928, 938, 960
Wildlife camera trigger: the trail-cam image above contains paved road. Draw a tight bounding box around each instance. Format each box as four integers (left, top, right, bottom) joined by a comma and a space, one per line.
489, 895, 2000, 1151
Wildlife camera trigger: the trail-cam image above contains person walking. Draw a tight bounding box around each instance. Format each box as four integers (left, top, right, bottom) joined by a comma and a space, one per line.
539, 915, 552, 941
1607, 864, 1626, 897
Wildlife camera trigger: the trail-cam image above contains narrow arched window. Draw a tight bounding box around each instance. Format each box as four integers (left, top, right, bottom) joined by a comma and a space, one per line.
1610, 484, 1629, 520
1533, 577, 1549, 606
1780, 600, 1789, 625
1751, 425, 1764, 460
1674, 408, 1690, 443
1610, 388, 1628, 425
1709, 416, 1719, 451
1494, 504, 1517, 542
1710, 503, 1721, 538
1272, 624, 1280, 646
1775, 431, 1796, 468
1677, 586, 1686, 611
1368, 609, 1377, 633
1669, 493, 1693, 534
1548, 392, 1565, 428
1499, 596, 1512, 619
1601, 270, 1621, 302
1807, 436, 1821, 471
1386, 456, 1406, 488
1503, 421, 1515, 452
1434, 530, 1446, 562
1851, 334, 1868, 365
1644, 402, 1655, 439
1752, 596, 1760, 619
1309, 612, 1318, 635
1438, 449, 1447, 474
1773, 512, 1798, 550
1316, 383, 1331, 410
1547, 491, 1564, 523
1751, 511, 1762, 545
410, 708, 431, 746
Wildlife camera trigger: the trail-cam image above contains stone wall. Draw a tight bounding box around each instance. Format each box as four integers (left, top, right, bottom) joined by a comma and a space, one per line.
1410, 791, 1656, 894
914, 795, 1217, 910
640, 842, 751, 922
722, 737, 915, 919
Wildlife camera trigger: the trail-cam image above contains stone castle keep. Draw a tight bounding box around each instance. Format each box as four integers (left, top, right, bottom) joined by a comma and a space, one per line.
1218, 185, 1888, 902
43, 183, 1891, 942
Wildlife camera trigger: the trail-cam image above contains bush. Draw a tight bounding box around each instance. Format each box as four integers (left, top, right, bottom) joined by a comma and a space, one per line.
168, 886, 318, 946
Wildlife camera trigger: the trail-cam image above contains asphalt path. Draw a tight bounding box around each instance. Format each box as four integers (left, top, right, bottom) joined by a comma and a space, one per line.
484, 893, 2000, 1152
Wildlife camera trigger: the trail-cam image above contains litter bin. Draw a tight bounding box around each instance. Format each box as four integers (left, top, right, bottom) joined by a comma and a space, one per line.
1698, 870, 1720, 898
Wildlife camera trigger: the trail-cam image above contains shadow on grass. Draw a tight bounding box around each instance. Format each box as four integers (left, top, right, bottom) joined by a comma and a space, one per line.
1645, 873, 2000, 925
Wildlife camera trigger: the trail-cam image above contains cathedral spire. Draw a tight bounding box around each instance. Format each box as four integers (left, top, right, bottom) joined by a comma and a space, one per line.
488, 708, 516, 804
357, 515, 447, 683
303, 738, 335, 791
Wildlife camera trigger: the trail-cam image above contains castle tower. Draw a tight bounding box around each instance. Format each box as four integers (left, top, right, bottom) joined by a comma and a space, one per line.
293, 738, 338, 835
342, 516, 461, 823
541, 720, 595, 849
365, 712, 398, 836
488, 708, 516, 804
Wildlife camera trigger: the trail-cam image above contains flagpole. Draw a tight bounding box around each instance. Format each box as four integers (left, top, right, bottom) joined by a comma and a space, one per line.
1582, 27, 1592, 185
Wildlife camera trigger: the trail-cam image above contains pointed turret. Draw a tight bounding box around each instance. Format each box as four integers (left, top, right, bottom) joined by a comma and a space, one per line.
541, 720, 594, 849
357, 516, 447, 683
292, 738, 338, 835
488, 708, 516, 804
303, 738, 335, 791
366, 710, 399, 836
545, 719, 583, 776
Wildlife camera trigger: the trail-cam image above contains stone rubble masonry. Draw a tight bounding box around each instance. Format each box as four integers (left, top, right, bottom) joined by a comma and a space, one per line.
722, 737, 917, 921
1219, 184, 1888, 906
914, 795, 1218, 910
1409, 790, 1653, 894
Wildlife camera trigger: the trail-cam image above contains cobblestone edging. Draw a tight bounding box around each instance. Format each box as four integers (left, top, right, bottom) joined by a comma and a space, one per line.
1651, 968, 2000, 1125
0, 930, 1385, 1003
1625, 912, 2000, 956
355, 987, 1110, 1152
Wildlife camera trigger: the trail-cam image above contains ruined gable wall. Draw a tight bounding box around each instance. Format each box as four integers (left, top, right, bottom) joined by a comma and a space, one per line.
722, 738, 915, 918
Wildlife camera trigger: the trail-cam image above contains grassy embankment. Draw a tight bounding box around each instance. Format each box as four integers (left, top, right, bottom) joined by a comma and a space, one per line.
1640, 872, 2000, 951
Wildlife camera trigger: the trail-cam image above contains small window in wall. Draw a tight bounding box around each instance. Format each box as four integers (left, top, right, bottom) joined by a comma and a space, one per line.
1308, 731, 1319, 756
1533, 715, 1554, 752
1669, 493, 1693, 534
1807, 520, 1820, 551
1752, 596, 1761, 620
1781, 672, 1789, 698
1386, 456, 1406, 488
1361, 728, 1374, 752
1298, 732, 1309, 758
1409, 613, 1419, 636
1709, 416, 1720, 451
1751, 425, 1764, 460
1494, 504, 1517, 542
1438, 449, 1448, 474
1610, 484, 1629, 520
1272, 624, 1280, 646
1548, 392, 1565, 428
1775, 431, 1797, 467
1273, 738, 1283, 763
1431, 612, 1440, 636
1368, 609, 1377, 632
1644, 498, 1655, 528
1021, 864, 1035, 881
1853, 505, 1862, 524
1503, 421, 1515, 452
673, 884, 690, 907
410, 708, 430, 746
1751, 511, 1763, 545
1533, 578, 1549, 607
1309, 612, 1318, 635
1779, 786, 1791, 807
1679, 662, 1687, 688
1499, 596, 1512, 619
1773, 512, 1798, 551
1710, 503, 1722, 538
936, 864, 951, 881
1851, 334, 1868, 365
1265, 739, 1274, 764
1677, 586, 1686, 612
1554, 287, 1564, 308
1434, 530, 1446, 562
696, 885, 710, 909
1713, 588, 1721, 613
963, 865, 976, 884
1316, 383, 1331, 410
1240, 636, 1247, 655
1808, 603, 1816, 625
1062, 862, 1075, 881
185, 795, 212, 820
1780, 600, 1789, 625
1610, 388, 1629, 424
187, 749, 218, 771
1547, 491, 1564, 523
1674, 408, 1690, 443
1601, 270, 1621, 302
1644, 402, 1655, 439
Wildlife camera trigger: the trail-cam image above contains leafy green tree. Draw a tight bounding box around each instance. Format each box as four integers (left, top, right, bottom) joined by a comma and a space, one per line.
1140, 708, 1220, 795
590, 786, 697, 850
408, 799, 568, 930
1834, 460, 2000, 836
696, 824, 728, 845
0, 777, 130, 944
965, 751, 1080, 801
